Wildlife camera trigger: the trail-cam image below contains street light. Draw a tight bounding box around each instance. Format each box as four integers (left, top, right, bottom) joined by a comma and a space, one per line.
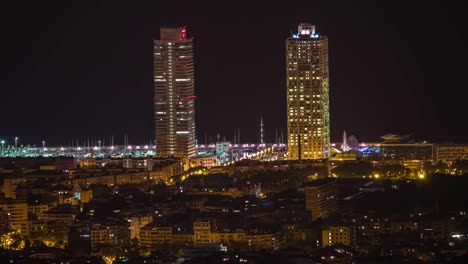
13, 137, 19, 157
0, 140, 4, 155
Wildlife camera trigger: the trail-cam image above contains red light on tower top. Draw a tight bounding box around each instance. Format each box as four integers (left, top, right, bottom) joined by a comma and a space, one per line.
160, 26, 189, 41
181, 26, 187, 40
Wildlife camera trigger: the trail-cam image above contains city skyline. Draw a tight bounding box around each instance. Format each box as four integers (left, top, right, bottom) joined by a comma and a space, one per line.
1, 1, 467, 146
1, 3, 468, 261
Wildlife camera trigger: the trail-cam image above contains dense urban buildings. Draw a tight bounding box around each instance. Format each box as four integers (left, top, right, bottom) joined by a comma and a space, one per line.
153, 26, 196, 170
286, 23, 330, 160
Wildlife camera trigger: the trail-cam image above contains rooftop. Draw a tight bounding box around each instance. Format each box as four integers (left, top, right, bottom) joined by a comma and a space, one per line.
159, 26, 189, 41
304, 177, 336, 187
291, 23, 321, 39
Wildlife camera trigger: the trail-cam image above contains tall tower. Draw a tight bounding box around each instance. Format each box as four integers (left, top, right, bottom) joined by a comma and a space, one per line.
260, 116, 264, 144
154, 26, 196, 170
286, 23, 330, 160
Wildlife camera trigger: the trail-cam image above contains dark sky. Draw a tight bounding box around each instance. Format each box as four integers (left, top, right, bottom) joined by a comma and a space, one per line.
1, 1, 467, 146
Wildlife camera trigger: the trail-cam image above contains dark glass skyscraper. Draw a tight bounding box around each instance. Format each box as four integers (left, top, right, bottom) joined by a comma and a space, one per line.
153, 26, 196, 169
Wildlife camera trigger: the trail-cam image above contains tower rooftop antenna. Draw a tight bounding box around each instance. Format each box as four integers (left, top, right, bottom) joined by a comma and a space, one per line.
260, 116, 264, 144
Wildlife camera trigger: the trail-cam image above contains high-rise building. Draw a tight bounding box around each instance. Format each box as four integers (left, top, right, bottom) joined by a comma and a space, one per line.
154, 26, 196, 170
305, 178, 337, 221
286, 23, 330, 160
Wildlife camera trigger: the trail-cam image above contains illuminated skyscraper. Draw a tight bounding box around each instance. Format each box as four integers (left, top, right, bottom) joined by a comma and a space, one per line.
286, 23, 330, 160
154, 26, 196, 169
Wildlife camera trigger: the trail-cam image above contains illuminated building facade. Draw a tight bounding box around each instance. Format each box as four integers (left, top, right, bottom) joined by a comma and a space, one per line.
246, 232, 283, 250
2, 177, 26, 199
189, 155, 218, 168
435, 144, 468, 164
322, 225, 356, 248
0, 200, 28, 234
79, 158, 96, 169
305, 178, 337, 221
154, 26, 196, 170
140, 225, 174, 247
78, 189, 93, 203
193, 221, 213, 244
90, 224, 128, 251
286, 23, 330, 160
129, 214, 153, 240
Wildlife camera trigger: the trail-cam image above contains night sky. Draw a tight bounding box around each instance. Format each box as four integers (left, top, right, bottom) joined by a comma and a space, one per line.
1, 1, 467, 146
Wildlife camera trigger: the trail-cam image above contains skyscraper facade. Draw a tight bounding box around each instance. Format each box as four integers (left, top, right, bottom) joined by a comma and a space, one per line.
286, 23, 330, 160
154, 26, 196, 169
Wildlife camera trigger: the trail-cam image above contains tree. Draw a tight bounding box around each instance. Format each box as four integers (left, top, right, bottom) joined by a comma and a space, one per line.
24, 237, 31, 249
125, 238, 140, 258
332, 161, 372, 178
374, 164, 408, 178
90, 184, 113, 198
453, 160, 468, 174
229, 240, 251, 253
101, 246, 124, 264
